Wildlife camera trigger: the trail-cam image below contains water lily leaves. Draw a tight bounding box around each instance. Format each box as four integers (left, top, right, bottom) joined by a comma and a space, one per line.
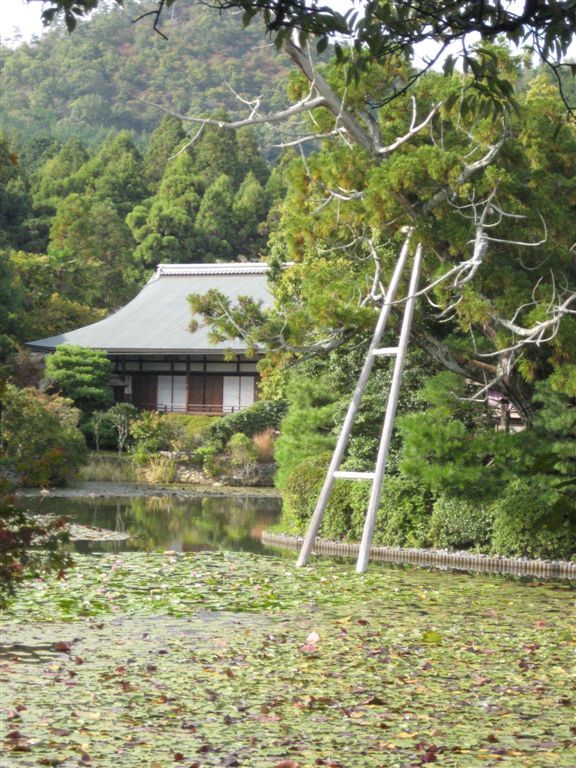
1, 553, 575, 766
420, 631, 443, 645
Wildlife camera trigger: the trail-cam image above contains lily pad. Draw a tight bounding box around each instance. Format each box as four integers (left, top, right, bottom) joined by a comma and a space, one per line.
1, 552, 575, 767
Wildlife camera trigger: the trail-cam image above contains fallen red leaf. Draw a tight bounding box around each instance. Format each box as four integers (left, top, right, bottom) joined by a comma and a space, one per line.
299, 644, 319, 653
51, 641, 72, 653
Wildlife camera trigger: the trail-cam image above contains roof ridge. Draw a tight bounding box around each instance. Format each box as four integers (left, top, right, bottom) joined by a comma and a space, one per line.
154, 263, 269, 279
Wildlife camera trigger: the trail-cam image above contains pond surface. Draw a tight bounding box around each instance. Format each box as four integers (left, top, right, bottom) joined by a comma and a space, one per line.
32, 494, 282, 554
3, 550, 575, 767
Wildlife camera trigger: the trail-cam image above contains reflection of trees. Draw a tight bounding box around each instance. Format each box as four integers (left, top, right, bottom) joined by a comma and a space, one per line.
31, 495, 280, 554
200, 497, 281, 551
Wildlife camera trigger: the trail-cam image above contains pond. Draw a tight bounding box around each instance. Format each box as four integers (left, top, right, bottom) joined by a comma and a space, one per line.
5, 492, 576, 767
3, 548, 575, 767
31, 494, 282, 555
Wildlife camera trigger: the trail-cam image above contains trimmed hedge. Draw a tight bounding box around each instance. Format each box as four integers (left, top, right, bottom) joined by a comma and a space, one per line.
206, 401, 287, 448
279, 462, 575, 560
430, 495, 493, 551
280, 454, 433, 546
490, 478, 576, 560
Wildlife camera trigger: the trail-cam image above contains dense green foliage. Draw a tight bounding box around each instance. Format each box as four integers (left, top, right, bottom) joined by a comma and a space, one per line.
1, 1, 289, 153
32, 0, 576, 120
0, 2, 285, 361
129, 410, 176, 453
45, 345, 113, 416
205, 400, 287, 450
184, 52, 575, 557
274, 373, 339, 489
0, 116, 275, 358
0, 384, 88, 486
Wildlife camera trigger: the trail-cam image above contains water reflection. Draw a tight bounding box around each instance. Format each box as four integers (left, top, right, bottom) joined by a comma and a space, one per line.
32, 495, 282, 555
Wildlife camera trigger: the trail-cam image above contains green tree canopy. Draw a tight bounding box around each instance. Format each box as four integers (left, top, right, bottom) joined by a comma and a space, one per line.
9, 251, 107, 342
48, 192, 136, 307
190, 62, 576, 423
45, 345, 113, 416
0, 135, 33, 251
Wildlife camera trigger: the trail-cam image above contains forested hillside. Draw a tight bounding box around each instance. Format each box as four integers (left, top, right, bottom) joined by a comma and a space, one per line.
0, 0, 290, 155
0, 1, 297, 360
0, 115, 283, 357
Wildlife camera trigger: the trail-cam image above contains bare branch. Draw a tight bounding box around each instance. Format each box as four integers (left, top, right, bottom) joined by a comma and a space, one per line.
424, 133, 507, 214
137, 93, 329, 129
492, 292, 576, 343
375, 98, 442, 157
131, 0, 168, 40
274, 128, 345, 148
283, 38, 377, 154
169, 124, 205, 158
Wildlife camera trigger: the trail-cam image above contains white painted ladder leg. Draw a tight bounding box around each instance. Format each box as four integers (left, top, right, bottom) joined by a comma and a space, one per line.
356, 243, 423, 573
296, 236, 413, 567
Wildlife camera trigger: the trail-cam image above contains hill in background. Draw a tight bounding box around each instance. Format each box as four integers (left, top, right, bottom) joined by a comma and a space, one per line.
0, 0, 291, 159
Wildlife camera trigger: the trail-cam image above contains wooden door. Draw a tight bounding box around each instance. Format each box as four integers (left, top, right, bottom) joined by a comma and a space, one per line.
187, 376, 204, 413
132, 374, 157, 411
204, 375, 223, 413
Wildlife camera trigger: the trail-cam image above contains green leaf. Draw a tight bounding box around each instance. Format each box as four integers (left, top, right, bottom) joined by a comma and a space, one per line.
421, 630, 443, 645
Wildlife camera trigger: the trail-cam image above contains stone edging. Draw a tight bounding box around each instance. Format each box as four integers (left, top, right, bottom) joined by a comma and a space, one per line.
261, 532, 576, 580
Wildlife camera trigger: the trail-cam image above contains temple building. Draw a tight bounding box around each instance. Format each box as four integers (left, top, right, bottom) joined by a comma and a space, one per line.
27, 263, 271, 414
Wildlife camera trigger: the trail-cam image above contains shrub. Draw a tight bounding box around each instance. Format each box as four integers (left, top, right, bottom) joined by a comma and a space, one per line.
430, 495, 493, 550
44, 345, 113, 416
350, 475, 434, 548
194, 443, 220, 477
206, 400, 287, 450
227, 432, 257, 468
280, 452, 354, 539
280, 454, 433, 546
162, 413, 217, 452
130, 411, 176, 452
490, 478, 576, 560
0, 384, 87, 486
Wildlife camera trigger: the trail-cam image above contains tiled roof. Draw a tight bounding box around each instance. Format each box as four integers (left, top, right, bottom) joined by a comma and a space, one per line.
27, 263, 271, 354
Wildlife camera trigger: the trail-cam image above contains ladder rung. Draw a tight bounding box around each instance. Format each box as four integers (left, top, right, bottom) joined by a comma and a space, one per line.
372, 347, 399, 356
333, 471, 376, 480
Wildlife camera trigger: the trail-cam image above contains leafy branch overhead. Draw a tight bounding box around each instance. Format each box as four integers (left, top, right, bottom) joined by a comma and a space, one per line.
188, 290, 268, 356
40, 0, 576, 112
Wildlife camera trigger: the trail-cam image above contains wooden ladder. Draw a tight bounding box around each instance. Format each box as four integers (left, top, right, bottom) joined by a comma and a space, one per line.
296, 238, 423, 573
